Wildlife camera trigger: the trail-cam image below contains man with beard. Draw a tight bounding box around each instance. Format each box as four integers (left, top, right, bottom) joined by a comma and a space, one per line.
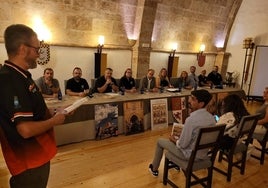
36, 68, 61, 98
66, 67, 90, 97
94, 67, 119, 93
0, 24, 66, 188
148, 89, 215, 177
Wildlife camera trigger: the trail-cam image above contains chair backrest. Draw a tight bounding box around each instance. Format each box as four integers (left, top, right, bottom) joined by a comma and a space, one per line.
230, 113, 260, 152
188, 124, 226, 170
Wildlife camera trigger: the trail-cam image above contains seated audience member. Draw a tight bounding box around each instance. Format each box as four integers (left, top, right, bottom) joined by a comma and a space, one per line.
207, 65, 223, 87
66, 67, 90, 97
188, 65, 199, 89
148, 89, 215, 177
216, 94, 249, 150
139, 69, 158, 92
156, 68, 173, 88
94, 68, 119, 93
119, 68, 136, 93
177, 71, 193, 90
198, 69, 211, 87
36, 68, 61, 98
254, 87, 268, 134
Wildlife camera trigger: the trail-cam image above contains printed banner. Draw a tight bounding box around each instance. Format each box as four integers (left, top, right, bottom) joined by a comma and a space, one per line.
171, 97, 187, 124
150, 98, 168, 130
95, 103, 118, 140
123, 101, 144, 135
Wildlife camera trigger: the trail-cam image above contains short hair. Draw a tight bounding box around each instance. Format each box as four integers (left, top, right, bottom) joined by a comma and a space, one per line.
106, 67, 113, 72
43, 68, 53, 74
73, 67, 82, 73
4, 24, 37, 57
191, 89, 212, 107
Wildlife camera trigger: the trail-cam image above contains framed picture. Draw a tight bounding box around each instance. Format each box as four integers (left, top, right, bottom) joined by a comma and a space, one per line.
150, 98, 168, 130
123, 101, 144, 135
171, 97, 187, 124
94, 103, 118, 140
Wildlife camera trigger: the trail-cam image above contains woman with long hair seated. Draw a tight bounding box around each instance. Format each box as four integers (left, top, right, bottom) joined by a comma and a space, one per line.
216, 94, 249, 150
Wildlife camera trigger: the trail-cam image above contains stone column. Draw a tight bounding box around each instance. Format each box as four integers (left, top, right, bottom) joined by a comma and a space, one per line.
132, 0, 158, 78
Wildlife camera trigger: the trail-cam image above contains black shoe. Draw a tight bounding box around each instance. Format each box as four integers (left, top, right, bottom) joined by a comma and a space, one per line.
149, 164, 158, 177
168, 161, 180, 171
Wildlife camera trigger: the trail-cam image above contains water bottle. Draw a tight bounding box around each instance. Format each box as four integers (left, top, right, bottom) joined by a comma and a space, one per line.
58, 90, 62, 100
120, 86, 125, 95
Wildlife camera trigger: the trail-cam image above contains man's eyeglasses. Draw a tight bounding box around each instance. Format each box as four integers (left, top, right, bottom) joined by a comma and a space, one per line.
24, 44, 41, 54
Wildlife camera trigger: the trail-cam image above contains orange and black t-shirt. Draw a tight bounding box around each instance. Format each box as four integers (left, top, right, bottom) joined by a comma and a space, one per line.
0, 61, 57, 176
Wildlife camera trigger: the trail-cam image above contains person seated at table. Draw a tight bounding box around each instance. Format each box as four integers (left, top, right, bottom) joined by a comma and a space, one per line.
254, 87, 268, 135
208, 65, 223, 87
216, 94, 249, 150
148, 89, 215, 177
156, 68, 173, 88
139, 69, 158, 92
198, 69, 211, 87
36, 68, 61, 98
66, 67, 90, 97
94, 67, 119, 93
188, 65, 199, 89
119, 68, 136, 93
177, 71, 193, 90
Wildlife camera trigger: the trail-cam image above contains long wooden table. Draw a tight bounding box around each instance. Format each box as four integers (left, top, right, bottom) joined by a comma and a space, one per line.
45, 87, 245, 146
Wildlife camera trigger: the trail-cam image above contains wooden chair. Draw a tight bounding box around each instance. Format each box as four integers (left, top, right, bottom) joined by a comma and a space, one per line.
163, 124, 226, 188
251, 127, 268, 164
213, 113, 260, 182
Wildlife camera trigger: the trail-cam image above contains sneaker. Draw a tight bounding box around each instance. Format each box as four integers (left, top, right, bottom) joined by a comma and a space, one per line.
148, 164, 158, 177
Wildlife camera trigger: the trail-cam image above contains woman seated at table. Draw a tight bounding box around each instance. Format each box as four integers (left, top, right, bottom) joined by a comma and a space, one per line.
119, 68, 136, 93
155, 68, 173, 89
177, 71, 193, 90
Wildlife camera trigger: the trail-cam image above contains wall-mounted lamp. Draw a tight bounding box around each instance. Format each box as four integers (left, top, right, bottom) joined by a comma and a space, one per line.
97, 35, 104, 54
197, 44, 206, 66
197, 44, 205, 60
128, 39, 137, 47
170, 43, 178, 57
167, 42, 178, 78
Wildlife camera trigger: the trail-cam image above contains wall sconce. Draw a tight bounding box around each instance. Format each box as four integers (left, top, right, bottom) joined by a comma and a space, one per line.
197, 44, 206, 67
170, 43, 178, 57
167, 43, 178, 78
97, 35, 104, 54
128, 39, 137, 47
197, 44, 205, 60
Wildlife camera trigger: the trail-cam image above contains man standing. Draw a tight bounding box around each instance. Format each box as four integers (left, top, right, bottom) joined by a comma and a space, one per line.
148, 89, 215, 177
66, 67, 90, 96
94, 67, 119, 93
0, 24, 66, 187
36, 68, 61, 98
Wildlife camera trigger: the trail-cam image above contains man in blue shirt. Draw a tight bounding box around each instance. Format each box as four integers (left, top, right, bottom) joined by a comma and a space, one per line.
149, 89, 215, 177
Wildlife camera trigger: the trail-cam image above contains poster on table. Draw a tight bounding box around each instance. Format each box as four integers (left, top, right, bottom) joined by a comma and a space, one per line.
94, 103, 118, 140
171, 97, 187, 124
123, 101, 144, 135
150, 98, 168, 130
